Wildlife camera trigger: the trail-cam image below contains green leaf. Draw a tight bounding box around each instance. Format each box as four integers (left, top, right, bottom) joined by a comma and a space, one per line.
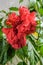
22, 46, 28, 58
17, 62, 27, 65
0, 39, 7, 64
9, 7, 18, 11
40, 46, 43, 56
27, 40, 43, 65
39, 8, 43, 16
30, 50, 35, 65
2, 51, 7, 64
0, 18, 3, 24
0, 39, 3, 56
16, 46, 28, 60
0, 18, 3, 22
0, 10, 6, 14
0, 30, 2, 37
0, 42, 15, 65
19, 0, 23, 3
26, 35, 36, 47
16, 48, 24, 60
0, 18, 3, 28
27, 40, 35, 65
7, 45, 15, 60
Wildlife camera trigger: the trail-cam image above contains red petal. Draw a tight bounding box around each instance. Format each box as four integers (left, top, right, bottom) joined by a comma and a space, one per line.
19, 6, 30, 16
30, 12, 36, 19
2, 28, 10, 35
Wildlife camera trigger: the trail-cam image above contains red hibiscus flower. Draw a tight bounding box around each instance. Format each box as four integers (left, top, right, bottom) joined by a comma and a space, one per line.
2, 6, 37, 49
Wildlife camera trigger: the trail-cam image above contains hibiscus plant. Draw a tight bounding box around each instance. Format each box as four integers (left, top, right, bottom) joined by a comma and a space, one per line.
0, 0, 43, 65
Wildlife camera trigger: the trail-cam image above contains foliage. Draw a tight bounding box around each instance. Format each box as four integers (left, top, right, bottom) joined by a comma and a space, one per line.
19, 0, 23, 3
9, 7, 18, 11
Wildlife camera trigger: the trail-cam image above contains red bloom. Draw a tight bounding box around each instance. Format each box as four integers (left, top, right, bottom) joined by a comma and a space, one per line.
18, 7, 36, 35
2, 6, 37, 49
2, 28, 26, 49
6, 12, 20, 27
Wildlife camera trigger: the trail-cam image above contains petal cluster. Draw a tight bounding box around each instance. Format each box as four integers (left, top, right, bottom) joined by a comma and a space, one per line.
2, 6, 37, 49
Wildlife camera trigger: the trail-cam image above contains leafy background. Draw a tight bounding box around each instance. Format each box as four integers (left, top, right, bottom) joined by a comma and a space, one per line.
0, 0, 43, 65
